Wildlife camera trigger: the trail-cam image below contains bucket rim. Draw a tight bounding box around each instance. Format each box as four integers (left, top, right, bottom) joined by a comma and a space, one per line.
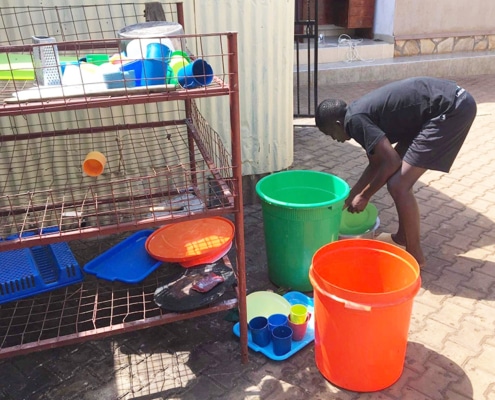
310, 239, 421, 301
309, 267, 421, 310
255, 170, 350, 209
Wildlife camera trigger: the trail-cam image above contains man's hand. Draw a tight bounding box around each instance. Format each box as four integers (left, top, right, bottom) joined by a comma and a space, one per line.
345, 193, 369, 213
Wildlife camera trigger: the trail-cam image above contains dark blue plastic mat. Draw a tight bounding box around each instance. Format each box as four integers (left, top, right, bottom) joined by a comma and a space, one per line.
0, 236, 82, 305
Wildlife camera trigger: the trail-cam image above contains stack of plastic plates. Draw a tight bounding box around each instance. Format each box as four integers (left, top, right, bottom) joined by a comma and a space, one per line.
245, 291, 291, 321
339, 203, 378, 236
145, 217, 235, 268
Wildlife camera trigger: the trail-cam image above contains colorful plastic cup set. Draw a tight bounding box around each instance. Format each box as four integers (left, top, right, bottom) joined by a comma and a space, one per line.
119, 39, 214, 89
248, 304, 311, 356
59, 39, 214, 91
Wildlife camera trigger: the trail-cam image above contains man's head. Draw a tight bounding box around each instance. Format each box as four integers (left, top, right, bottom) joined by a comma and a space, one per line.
315, 99, 350, 142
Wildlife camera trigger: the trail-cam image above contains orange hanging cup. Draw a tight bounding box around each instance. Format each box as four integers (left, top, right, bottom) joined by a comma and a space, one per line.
83, 151, 107, 176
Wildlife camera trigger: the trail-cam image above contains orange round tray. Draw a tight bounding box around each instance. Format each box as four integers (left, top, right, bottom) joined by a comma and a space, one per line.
145, 217, 235, 267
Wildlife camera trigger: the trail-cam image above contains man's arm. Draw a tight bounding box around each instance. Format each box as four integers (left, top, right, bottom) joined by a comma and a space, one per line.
345, 163, 375, 209
346, 136, 402, 212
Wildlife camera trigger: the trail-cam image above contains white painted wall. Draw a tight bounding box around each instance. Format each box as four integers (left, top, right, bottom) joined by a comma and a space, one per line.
183, 0, 295, 176
374, 0, 495, 41
394, 0, 495, 38
373, 0, 395, 41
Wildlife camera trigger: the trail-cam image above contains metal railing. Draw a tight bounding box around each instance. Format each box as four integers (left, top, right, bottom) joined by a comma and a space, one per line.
294, 0, 318, 118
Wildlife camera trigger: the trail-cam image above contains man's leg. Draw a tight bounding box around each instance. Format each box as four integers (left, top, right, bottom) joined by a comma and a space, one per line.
387, 161, 427, 267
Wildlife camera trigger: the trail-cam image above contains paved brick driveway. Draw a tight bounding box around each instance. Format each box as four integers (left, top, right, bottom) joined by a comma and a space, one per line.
0, 74, 494, 399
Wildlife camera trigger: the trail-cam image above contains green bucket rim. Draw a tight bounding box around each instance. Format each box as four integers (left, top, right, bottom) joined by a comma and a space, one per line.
256, 170, 350, 209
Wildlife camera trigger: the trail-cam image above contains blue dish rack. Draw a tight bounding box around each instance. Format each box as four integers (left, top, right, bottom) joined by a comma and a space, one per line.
0, 230, 83, 304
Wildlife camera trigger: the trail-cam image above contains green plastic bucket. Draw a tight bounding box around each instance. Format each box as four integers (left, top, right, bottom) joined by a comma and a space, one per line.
256, 170, 350, 291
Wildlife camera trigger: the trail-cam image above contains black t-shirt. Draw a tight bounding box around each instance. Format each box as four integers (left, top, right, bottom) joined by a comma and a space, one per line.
344, 77, 458, 154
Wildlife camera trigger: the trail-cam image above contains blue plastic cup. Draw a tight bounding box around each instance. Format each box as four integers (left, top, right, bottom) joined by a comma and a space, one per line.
177, 59, 213, 89
60, 61, 80, 75
249, 316, 271, 347
142, 59, 167, 86
146, 43, 172, 62
272, 325, 293, 356
267, 313, 288, 333
121, 59, 144, 86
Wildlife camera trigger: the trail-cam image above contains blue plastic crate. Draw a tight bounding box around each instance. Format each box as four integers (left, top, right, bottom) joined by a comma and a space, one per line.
0, 230, 83, 304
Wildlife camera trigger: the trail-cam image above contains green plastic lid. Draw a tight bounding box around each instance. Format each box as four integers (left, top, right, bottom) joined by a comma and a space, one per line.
339, 203, 378, 235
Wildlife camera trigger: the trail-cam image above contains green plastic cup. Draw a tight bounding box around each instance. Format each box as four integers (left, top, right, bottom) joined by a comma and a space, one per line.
84, 54, 110, 66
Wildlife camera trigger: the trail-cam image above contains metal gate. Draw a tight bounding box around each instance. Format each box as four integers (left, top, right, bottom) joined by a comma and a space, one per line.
294, 0, 319, 118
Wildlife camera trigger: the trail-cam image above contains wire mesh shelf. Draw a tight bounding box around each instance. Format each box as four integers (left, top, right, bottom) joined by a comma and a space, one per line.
0, 2, 247, 362
0, 3, 240, 250
0, 243, 238, 359
0, 100, 237, 250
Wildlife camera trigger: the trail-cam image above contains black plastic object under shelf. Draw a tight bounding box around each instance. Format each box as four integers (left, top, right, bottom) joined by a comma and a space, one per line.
0, 238, 83, 305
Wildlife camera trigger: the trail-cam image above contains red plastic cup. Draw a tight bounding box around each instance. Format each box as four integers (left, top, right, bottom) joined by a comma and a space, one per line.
287, 313, 311, 341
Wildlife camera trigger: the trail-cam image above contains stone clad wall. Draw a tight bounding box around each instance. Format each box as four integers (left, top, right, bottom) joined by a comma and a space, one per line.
395, 35, 495, 57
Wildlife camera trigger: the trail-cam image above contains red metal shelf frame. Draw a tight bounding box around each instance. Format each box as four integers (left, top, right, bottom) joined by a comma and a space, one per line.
0, 2, 248, 363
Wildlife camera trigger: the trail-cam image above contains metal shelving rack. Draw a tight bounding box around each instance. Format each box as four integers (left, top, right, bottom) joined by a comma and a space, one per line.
0, 2, 248, 362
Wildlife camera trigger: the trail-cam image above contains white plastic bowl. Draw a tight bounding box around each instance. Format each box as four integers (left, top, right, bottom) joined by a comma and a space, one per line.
339, 216, 380, 240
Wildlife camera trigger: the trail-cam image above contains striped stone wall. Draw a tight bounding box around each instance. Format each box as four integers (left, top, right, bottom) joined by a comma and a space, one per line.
395, 35, 495, 57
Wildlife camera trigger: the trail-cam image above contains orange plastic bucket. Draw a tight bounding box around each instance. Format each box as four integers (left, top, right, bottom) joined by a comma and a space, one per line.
309, 239, 421, 392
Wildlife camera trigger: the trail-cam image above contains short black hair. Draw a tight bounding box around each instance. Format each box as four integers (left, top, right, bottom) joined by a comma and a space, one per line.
315, 99, 347, 131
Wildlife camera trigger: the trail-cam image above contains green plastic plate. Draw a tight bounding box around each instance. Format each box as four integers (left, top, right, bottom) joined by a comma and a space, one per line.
340, 203, 378, 235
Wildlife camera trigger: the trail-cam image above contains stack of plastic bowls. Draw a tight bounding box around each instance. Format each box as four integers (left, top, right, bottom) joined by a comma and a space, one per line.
166, 50, 191, 85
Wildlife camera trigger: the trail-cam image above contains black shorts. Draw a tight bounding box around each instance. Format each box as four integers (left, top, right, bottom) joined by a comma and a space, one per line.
402, 87, 477, 172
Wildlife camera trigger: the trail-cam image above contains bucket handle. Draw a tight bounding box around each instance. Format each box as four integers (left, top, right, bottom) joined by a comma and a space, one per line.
309, 269, 421, 312
309, 270, 371, 311
328, 292, 372, 311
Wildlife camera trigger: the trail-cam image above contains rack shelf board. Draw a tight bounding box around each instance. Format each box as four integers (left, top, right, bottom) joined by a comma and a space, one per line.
0, 254, 238, 359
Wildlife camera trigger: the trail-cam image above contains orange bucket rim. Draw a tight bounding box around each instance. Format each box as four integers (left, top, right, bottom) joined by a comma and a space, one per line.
310, 239, 420, 299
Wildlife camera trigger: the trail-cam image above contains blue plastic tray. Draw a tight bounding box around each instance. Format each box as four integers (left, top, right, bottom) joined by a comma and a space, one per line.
233, 291, 315, 361
84, 230, 162, 283
0, 230, 83, 304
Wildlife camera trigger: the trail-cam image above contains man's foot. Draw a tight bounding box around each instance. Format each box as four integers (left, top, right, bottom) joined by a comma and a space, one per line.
406, 248, 426, 268
414, 257, 426, 268
391, 233, 407, 247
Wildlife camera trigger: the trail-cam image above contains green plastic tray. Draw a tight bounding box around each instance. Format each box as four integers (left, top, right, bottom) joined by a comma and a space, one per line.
0, 53, 78, 80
